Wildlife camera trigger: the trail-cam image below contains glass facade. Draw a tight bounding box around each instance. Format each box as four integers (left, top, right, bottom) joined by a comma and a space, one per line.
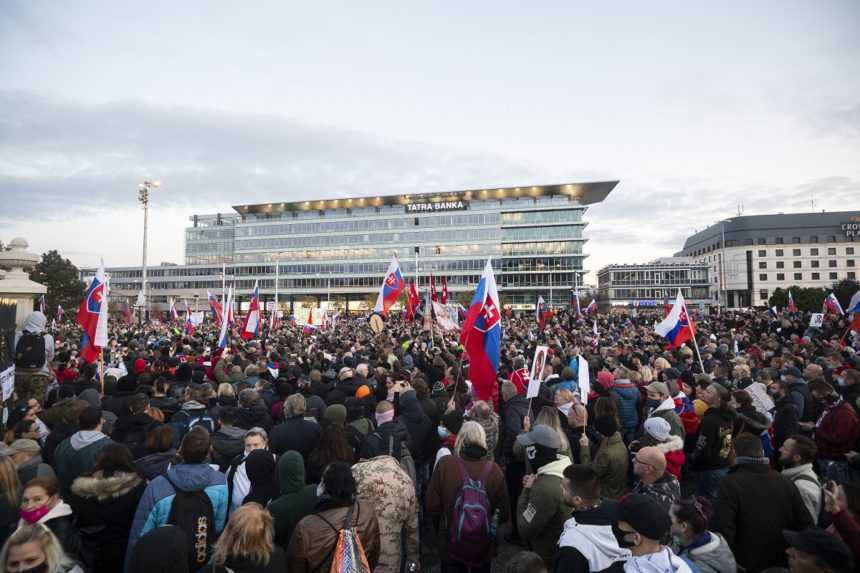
92, 182, 617, 310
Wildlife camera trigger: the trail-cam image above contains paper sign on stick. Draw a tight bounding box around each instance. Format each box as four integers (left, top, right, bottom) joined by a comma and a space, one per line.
527, 345, 548, 398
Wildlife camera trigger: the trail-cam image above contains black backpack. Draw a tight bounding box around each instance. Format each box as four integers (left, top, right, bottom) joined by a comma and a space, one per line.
15, 331, 45, 369
165, 474, 216, 572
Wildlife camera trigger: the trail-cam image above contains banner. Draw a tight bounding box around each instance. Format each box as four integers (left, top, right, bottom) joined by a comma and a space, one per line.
527, 345, 549, 398
0, 366, 14, 402
432, 301, 459, 331
809, 313, 824, 328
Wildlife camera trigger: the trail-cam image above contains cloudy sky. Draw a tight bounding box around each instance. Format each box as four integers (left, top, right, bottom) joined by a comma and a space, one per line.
1, 1, 859, 282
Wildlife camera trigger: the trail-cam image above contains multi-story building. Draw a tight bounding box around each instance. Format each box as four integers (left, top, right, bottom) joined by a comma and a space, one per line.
86, 181, 618, 313
677, 212, 860, 308
596, 257, 711, 310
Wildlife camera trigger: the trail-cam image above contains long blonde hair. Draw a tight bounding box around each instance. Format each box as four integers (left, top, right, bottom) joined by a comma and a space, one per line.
212, 503, 274, 567
536, 406, 571, 455
0, 455, 20, 507
0, 523, 73, 573
455, 421, 487, 456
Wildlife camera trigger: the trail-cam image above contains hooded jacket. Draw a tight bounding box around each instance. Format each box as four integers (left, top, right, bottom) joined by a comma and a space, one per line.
17, 500, 80, 561
814, 397, 860, 459
623, 547, 693, 573
648, 398, 685, 441
126, 463, 228, 568
396, 390, 434, 463
53, 430, 113, 496
689, 407, 734, 471
554, 501, 627, 573
581, 432, 629, 500
134, 448, 176, 481
611, 379, 641, 430
211, 425, 246, 471
127, 525, 189, 573
653, 435, 685, 480
675, 531, 737, 573
68, 470, 145, 572
269, 451, 319, 550
14, 311, 54, 375
270, 415, 321, 461
517, 456, 572, 564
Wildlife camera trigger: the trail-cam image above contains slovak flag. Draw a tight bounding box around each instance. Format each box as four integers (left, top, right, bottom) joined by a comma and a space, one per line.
373, 255, 406, 316
585, 299, 598, 314
787, 291, 798, 313
57, 305, 65, 322
169, 299, 179, 322
460, 259, 502, 402
406, 281, 420, 321
847, 291, 860, 333
77, 263, 108, 363
430, 275, 438, 302
570, 290, 581, 316
441, 277, 449, 304
768, 306, 779, 320
592, 319, 599, 349
654, 290, 696, 349
184, 310, 195, 335
207, 290, 223, 324
823, 293, 844, 316
217, 287, 233, 349
536, 295, 547, 329
241, 281, 261, 340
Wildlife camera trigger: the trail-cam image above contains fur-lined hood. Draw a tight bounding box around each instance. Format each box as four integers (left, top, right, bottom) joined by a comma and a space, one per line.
71, 471, 143, 501
655, 435, 685, 454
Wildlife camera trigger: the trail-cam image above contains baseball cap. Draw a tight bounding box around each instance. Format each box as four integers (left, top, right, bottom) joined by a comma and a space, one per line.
643, 417, 671, 442
618, 494, 671, 541
516, 424, 561, 450
9, 439, 40, 454
784, 528, 853, 572
646, 382, 669, 396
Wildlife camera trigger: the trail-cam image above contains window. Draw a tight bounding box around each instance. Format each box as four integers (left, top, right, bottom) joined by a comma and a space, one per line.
848, 247, 855, 255
792, 237, 801, 244
757, 237, 767, 245
793, 248, 801, 256
810, 236, 819, 243
759, 261, 767, 269
812, 272, 820, 280
759, 273, 768, 281
776, 237, 784, 244
793, 261, 802, 269
830, 272, 838, 280
794, 273, 802, 281
760, 289, 769, 300
777, 273, 785, 281
829, 260, 837, 268
758, 249, 766, 257
776, 261, 785, 269
849, 260, 855, 267
810, 248, 819, 256
850, 272, 857, 280
828, 247, 837, 255
811, 260, 820, 268
776, 249, 784, 256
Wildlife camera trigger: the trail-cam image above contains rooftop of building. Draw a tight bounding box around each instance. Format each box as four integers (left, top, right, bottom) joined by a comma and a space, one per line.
598, 256, 707, 273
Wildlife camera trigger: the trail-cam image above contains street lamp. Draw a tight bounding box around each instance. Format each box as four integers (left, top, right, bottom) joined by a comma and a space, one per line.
138, 180, 160, 323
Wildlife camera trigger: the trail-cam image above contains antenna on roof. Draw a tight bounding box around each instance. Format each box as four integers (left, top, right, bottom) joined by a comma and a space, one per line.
811, 189, 815, 211
736, 202, 744, 217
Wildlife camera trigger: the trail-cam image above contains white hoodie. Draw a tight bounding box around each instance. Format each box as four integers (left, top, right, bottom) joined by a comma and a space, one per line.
624, 547, 693, 573
17, 500, 73, 529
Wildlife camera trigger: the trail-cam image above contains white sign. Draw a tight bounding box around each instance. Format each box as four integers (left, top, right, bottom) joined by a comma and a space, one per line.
527, 345, 549, 398
578, 356, 590, 406
191, 312, 205, 325
809, 313, 824, 328
0, 366, 14, 402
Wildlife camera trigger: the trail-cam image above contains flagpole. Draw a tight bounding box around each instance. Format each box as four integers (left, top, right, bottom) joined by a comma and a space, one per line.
685, 302, 707, 373
274, 257, 279, 327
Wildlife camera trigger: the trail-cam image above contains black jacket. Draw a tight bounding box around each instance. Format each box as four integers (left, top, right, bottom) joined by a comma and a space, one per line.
501, 395, 530, 459
211, 426, 246, 471
397, 392, 434, 463
270, 416, 321, 460
112, 413, 159, 459
360, 419, 413, 460
553, 501, 625, 573
715, 462, 814, 571
772, 396, 801, 450
690, 407, 735, 471
199, 547, 287, 573
236, 403, 274, 432
149, 395, 180, 419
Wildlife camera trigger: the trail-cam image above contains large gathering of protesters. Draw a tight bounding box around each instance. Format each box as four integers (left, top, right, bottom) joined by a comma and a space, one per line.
3, 298, 860, 573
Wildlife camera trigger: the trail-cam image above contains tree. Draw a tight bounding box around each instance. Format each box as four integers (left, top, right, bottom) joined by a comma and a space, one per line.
769, 285, 827, 313
29, 251, 85, 318
833, 279, 860, 309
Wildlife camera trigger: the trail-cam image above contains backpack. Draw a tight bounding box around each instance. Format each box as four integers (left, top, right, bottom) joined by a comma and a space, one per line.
15, 331, 45, 369
365, 430, 417, 484
171, 410, 216, 441
791, 473, 826, 526
165, 473, 216, 572
314, 503, 371, 573
448, 457, 494, 567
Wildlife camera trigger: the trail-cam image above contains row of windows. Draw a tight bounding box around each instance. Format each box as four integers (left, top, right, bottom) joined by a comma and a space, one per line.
759, 259, 854, 270
186, 228, 236, 241
501, 225, 583, 242
227, 243, 503, 263
758, 272, 856, 282
501, 241, 583, 256
603, 269, 709, 286
688, 234, 858, 257
761, 247, 854, 257
500, 209, 583, 226
608, 287, 710, 300
235, 227, 501, 251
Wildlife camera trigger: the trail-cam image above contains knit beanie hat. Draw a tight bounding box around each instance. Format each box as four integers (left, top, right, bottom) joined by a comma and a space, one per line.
594, 415, 618, 438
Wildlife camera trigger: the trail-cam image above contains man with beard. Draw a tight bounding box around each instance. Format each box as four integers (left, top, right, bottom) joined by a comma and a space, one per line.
770, 377, 801, 450
779, 434, 821, 524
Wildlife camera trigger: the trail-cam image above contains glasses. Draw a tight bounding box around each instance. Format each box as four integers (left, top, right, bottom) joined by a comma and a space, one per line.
633, 457, 655, 470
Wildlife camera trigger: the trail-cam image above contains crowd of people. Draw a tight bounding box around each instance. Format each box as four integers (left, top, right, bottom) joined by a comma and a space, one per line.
2, 300, 860, 573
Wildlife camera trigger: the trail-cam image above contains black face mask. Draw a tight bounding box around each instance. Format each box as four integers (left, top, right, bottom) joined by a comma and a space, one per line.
612, 524, 637, 549
526, 443, 558, 472
15, 563, 48, 573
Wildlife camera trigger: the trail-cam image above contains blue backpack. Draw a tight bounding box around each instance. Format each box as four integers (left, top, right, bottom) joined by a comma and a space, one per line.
448, 457, 494, 567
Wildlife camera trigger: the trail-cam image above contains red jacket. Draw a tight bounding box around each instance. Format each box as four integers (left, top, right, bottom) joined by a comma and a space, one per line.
510, 368, 529, 395
815, 399, 860, 459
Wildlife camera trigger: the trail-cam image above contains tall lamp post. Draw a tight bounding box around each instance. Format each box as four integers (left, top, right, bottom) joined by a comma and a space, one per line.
138, 180, 160, 323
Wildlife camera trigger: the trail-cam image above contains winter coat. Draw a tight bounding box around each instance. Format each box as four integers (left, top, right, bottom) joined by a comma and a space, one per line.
15, 454, 56, 485
689, 407, 734, 471
352, 455, 419, 573
648, 398, 685, 440
0, 496, 18, 549
287, 498, 380, 573
426, 452, 510, 564
126, 463, 228, 568
472, 412, 501, 462
516, 456, 572, 565
553, 501, 627, 573
199, 547, 287, 573
134, 448, 176, 481
396, 391, 434, 464
581, 432, 628, 500
715, 462, 814, 571
211, 426, 246, 471
67, 470, 145, 573
814, 398, 860, 459
625, 548, 693, 573
675, 531, 737, 573
653, 435, 685, 480
235, 403, 274, 432
269, 416, 321, 461
611, 379, 640, 431
53, 431, 113, 496
782, 463, 821, 524
360, 419, 413, 461
126, 524, 189, 573
501, 395, 530, 460
632, 473, 681, 514
268, 451, 318, 550
17, 501, 81, 561
830, 509, 860, 566
149, 395, 181, 420
112, 413, 159, 459
771, 396, 800, 450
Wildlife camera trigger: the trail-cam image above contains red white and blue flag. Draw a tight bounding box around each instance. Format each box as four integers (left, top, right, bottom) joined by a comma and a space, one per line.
430, 275, 438, 302
57, 305, 65, 322
77, 263, 108, 363
169, 299, 179, 322
373, 256, 406, 316
847, 291, 860, 333
536, 295, 547, 329
217, 287, 233, 349
654, 290, 696, 350
823, 293, 844, 316
592, 319, 599, 349
460, 259, 502, 402
207, 290, 223, 324
570, 290, 581, 316
184, 309, 195, 335
241, 280, 261, 340
406, 281, 420, 321
585, 299, 598, 314
787, 291, 798, 313
441, 277, 449, 304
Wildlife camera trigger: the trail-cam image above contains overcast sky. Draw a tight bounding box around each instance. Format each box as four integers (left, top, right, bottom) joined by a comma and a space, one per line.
2, 1, 859, 282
